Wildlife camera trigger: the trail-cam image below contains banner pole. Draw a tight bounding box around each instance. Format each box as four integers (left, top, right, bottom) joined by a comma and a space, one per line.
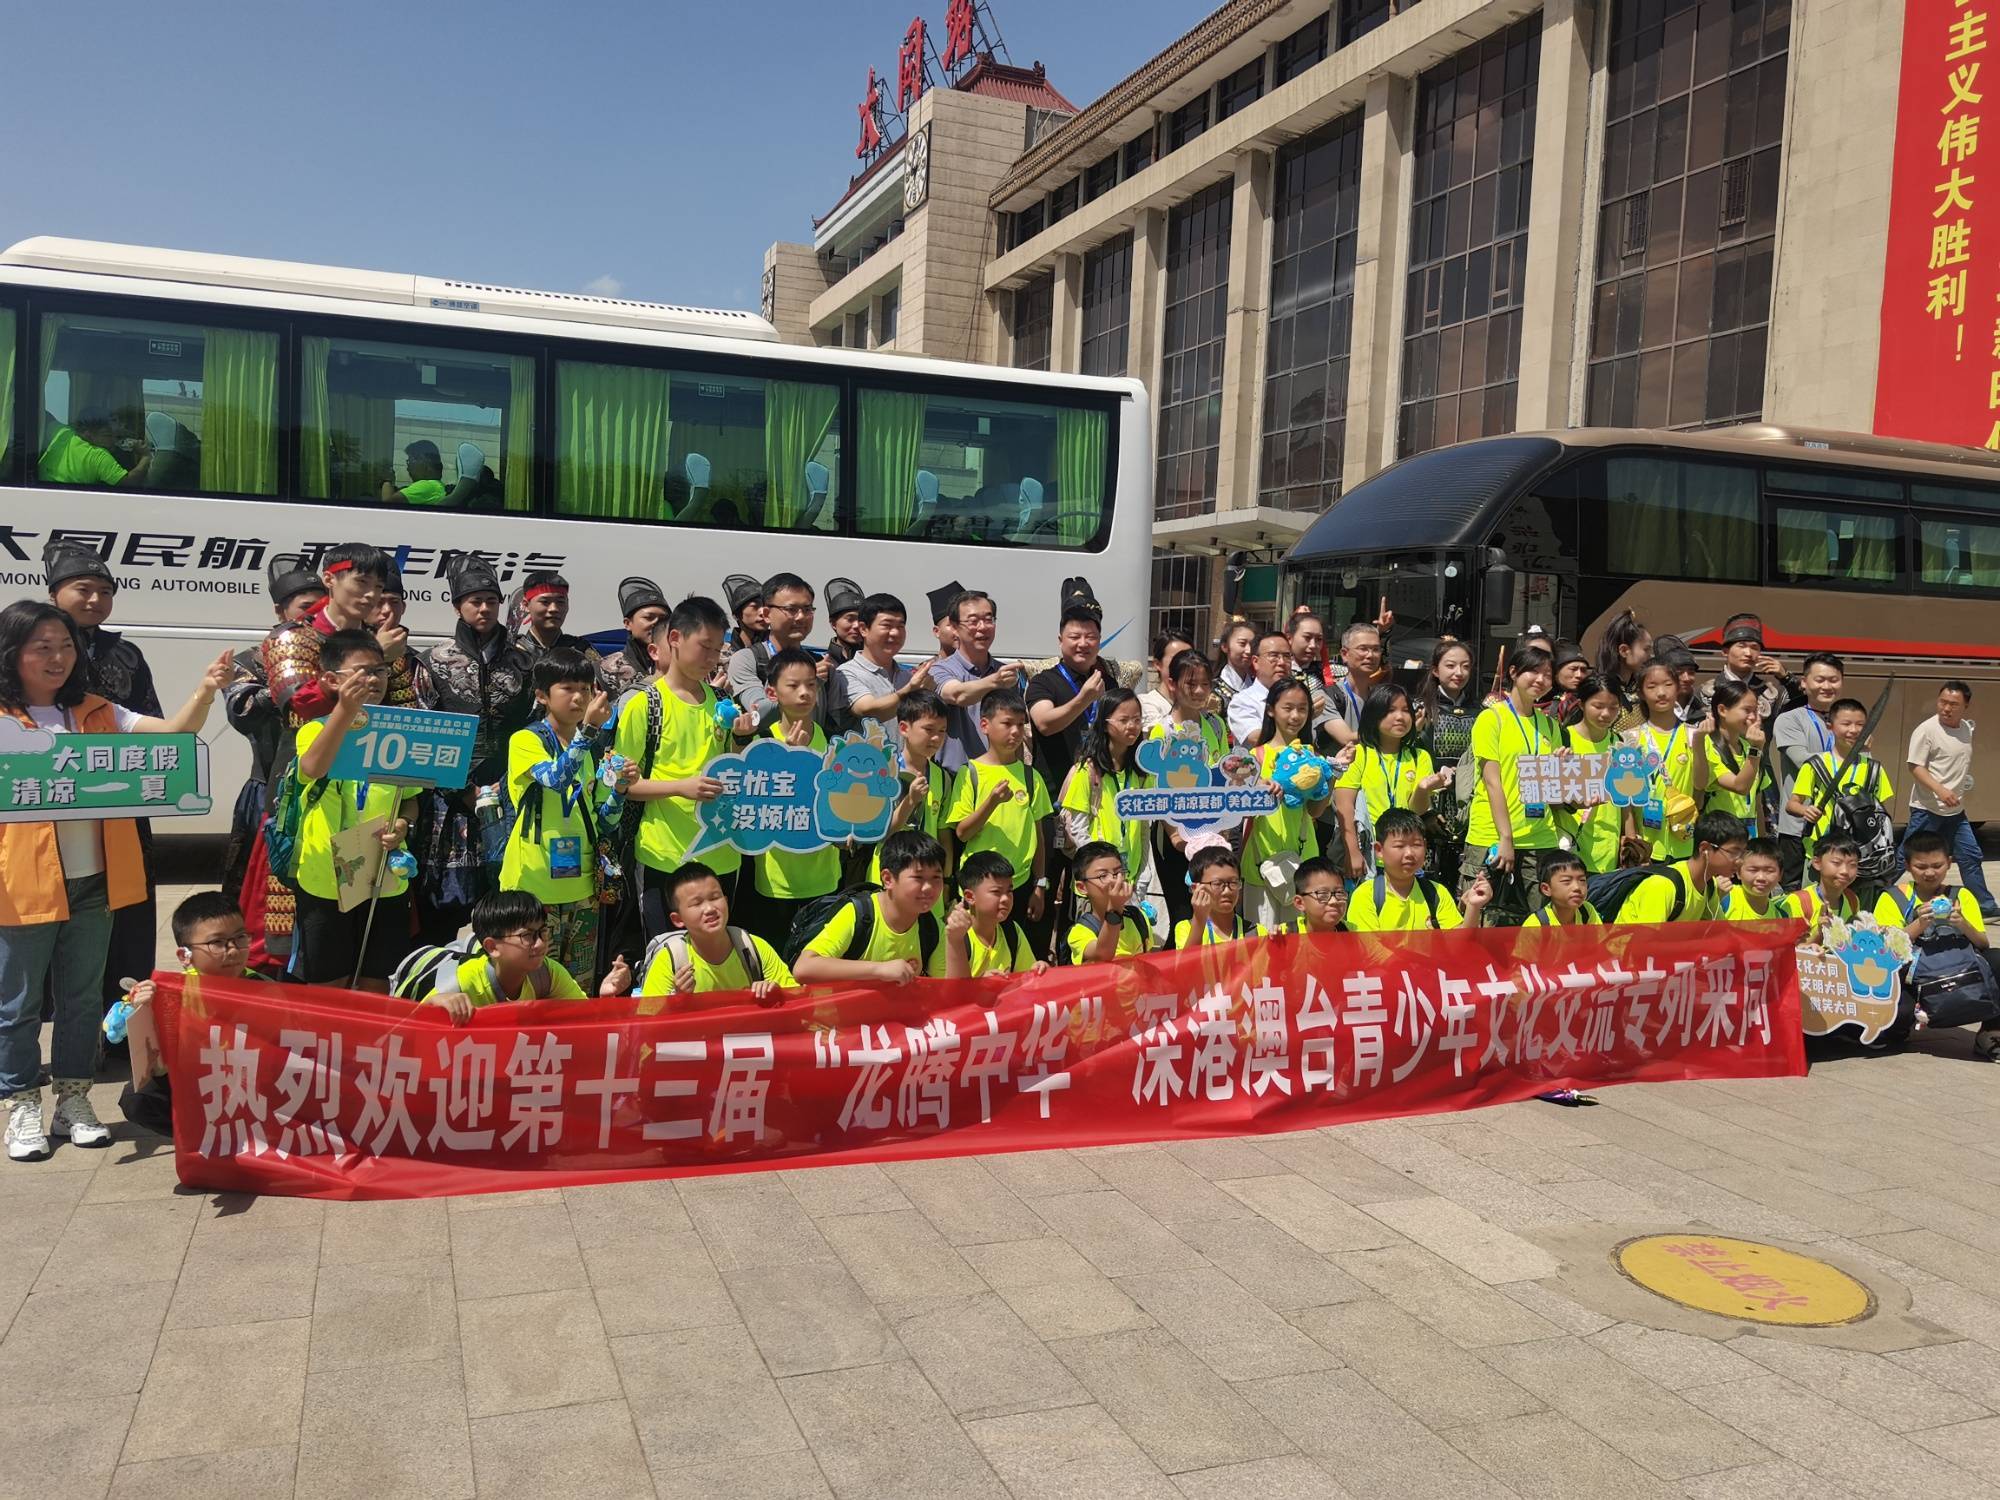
348, 842, 392, 992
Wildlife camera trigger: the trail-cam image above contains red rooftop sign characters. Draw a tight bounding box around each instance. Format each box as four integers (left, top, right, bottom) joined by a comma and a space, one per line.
899, 17, 931, 111
161, 924, 1805, 1202
944, 0, 976, 70
1876, 0, 1997, 446
856, 67, 886, 159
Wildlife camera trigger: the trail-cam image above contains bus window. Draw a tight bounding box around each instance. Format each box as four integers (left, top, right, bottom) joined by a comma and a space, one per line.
1913, 482, 2000, 514
38, 310, 279, 496
0, 308, 13, 479
1774, 504, 1900, 587
553, 360, 841, 530
856, 386, 1109, 548
1919, 517, 2000, 590
299, 333, 531, 511
1600, 456, 1757, 581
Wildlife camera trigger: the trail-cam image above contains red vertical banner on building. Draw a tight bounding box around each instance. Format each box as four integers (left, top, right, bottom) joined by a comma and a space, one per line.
1877, 0, 1996, 445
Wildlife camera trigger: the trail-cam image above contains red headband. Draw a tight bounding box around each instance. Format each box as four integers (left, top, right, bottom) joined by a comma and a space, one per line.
523, 584, 568, 603
324, 560, 354, 576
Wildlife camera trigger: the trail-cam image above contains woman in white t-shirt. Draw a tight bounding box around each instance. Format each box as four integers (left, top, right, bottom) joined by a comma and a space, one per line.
0, 600, 229, 1162
1138, 629, 1194, 734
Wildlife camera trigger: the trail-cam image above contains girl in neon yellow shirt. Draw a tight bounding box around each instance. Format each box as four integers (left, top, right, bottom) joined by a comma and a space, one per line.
1335, 682, 1446, 881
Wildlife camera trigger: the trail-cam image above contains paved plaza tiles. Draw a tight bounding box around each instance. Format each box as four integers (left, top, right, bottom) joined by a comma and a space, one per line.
5, 1023, 2000, 1498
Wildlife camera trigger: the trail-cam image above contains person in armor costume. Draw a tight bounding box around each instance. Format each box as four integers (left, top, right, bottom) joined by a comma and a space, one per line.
598, 576, 669, 700
220, 555, 325, 902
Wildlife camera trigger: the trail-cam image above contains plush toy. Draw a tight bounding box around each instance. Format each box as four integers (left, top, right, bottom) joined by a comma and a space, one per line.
387, 848, 419, 881
713, 698, 741, 733
103, 999, 134, 1044
599, 751, 632, 787
1271, 744, 1334, 808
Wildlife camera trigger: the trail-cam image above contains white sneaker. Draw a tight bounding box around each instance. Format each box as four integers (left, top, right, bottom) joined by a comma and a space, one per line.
50, 1081, 111, 1148
6, 1093, 49, 1161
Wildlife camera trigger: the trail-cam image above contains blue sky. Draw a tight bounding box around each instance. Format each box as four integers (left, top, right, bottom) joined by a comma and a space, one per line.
0, 0, 1216, 313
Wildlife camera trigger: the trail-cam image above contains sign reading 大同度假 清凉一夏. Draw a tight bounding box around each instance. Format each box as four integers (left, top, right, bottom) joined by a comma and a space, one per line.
326, 705, 479, 790
0, 720, 210, 823
690, 733, 903, 857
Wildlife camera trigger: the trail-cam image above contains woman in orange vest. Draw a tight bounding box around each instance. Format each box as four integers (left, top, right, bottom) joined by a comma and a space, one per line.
0, 600, 230, 1162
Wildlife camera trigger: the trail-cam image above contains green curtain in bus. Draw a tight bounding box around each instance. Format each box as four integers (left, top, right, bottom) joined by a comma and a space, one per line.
1777, 507, 1897, 583
198, 329, 278, 495
1921, 521, 2000, 588
1054, 409, 1107, 546
299, 337, 332, 497
300, 337, 395, 501
557, 362, 671, 519
762, 381, 838, 529
504, 355, 534, 512
0, 311, 13, 473
857, 389, 924, 535
1604, 458, 1682, 575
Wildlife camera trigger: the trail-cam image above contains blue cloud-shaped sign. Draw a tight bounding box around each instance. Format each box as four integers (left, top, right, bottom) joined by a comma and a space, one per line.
691, 738, 828, 857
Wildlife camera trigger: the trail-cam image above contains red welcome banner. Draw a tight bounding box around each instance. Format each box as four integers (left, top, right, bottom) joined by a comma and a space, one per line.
1876, 0, 1998, 445
160, 923, 1806, 1201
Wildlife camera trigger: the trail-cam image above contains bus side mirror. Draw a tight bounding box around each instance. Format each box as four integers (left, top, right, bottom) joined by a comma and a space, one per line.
1482, 563, 1516, 626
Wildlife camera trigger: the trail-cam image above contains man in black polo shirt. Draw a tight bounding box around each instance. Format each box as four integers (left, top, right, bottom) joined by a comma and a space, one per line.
1026, 577, 1107, 795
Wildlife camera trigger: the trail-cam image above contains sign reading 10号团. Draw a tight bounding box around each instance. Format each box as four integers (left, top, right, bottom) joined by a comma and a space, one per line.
328, 705, 480, 790
0, 721, 212, 823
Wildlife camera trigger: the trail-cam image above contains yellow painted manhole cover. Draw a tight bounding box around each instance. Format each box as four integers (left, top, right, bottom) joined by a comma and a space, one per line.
1614, 1234, 1875, 1327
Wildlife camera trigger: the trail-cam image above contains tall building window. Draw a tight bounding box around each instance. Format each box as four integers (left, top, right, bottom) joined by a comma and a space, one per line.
877, 286, 900, 345
1151, 551, 1212, 654
1156, 182, 1233, 520
1276, 15, 1330, 83
1339, 0, 1393, 47
1216, 58, 1265, 120
1124, 131, 1156, 179
1010, 273, 1054, 372
1167, 93, 1211, 153
1081, 234, 1134, 378
1399, 17, 1541, 458
1084, 152, 1120, 202
1262, 112, 1364, 512
1587, 0, 1790, 429
1050, 178, 1080, 225
1014, 200, 1046, 249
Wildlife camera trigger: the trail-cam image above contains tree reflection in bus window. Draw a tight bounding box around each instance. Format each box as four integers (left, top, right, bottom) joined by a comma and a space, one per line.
1918, 518, 2000, 590
1774, 504, 1899, 587
553, 360, 841, 531
1602, 456, 1756, 581
856, 386, 1108, 548
298, 334, 532, 511
37, 311, 279, 495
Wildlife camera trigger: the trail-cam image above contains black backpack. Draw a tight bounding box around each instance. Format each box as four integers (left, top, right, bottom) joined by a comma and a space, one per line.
1587, 863, 1689, 921
1810, 755, 1897, 882
781, 888, 941, 970
1066, 905, 1152, 962
1369, 873, 1443, 930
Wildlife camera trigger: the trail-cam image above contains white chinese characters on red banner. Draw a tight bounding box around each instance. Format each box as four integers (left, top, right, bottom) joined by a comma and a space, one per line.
158, 923, 1806, 1201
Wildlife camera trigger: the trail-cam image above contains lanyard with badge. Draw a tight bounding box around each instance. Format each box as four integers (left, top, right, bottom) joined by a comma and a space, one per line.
1640, 723, 1682, 830
1506, 702, 1549, 819
1056, 663, 1097, 726
1369, 745, 1410, 814
546, 747, 592, 882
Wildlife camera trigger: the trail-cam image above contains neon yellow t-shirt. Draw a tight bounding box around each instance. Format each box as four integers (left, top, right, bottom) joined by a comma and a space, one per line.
947, 760, 1052, 888
1059, 762, 1149, 883
1722, 885, 1784, 922
1780, 885, 1859, 926
1148, 714, 1231, 760
638, 932, 797, 996
38, 426, 127, 487
293, 721, 416, 902
1790, 752, 1895, 856
500, 725, 602, 905
927, 922, 1033, 978
399, 478, 450, 506
445, 956, 587, 1007
614, 679, 740, 877
1465, 702, 1563, 852
1617, 866, 1717, 924
802, 892, 925, 965
1873, 884, 1987, 935
1523, 902, 1601, 928
1564, 726, 1622, 873
1700, 736, 1768, 831
867, 761, 952, 919
1334, 742, 1434, 836
754, 721, 841, 901
1347, 876, 1463, 933
1171, 915, 1269, 948
1066, 913, 1153, 964
1633, 722, 1698, 862
1248, 740, 1326, 880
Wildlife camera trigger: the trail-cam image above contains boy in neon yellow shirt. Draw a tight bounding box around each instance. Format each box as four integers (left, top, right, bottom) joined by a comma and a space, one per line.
1174, 846, 1270, 948
417, 891, 594, 1022
1722, 838, 1787, 922
634, 862, 796, 1001
118, 892, 263, 1141
500, 648, 632, 992
1067, 841, 1156, 964
616, 596, 758, 943
1780, 835, 1861, 943
1350, 810, 1488, 932
1612, 811, 1744, 924
746, 647, 843, 939
793, 831, 948, 985
935, 851, 1046, 978
1278, 855, 1349, 936
292, 628, 423, 989
948, 691, 1052, 930
1523, 850, 1599, 927
1786, 698, 1894, 859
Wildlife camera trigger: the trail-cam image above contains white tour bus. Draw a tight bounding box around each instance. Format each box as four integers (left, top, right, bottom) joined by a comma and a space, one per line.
0, 237, 1150, 834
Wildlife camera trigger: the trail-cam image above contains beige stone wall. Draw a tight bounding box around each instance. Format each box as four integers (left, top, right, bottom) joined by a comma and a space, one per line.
1764, 0, 1905, 431
903, 89, 1035, 364
761, 243, 825, 348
